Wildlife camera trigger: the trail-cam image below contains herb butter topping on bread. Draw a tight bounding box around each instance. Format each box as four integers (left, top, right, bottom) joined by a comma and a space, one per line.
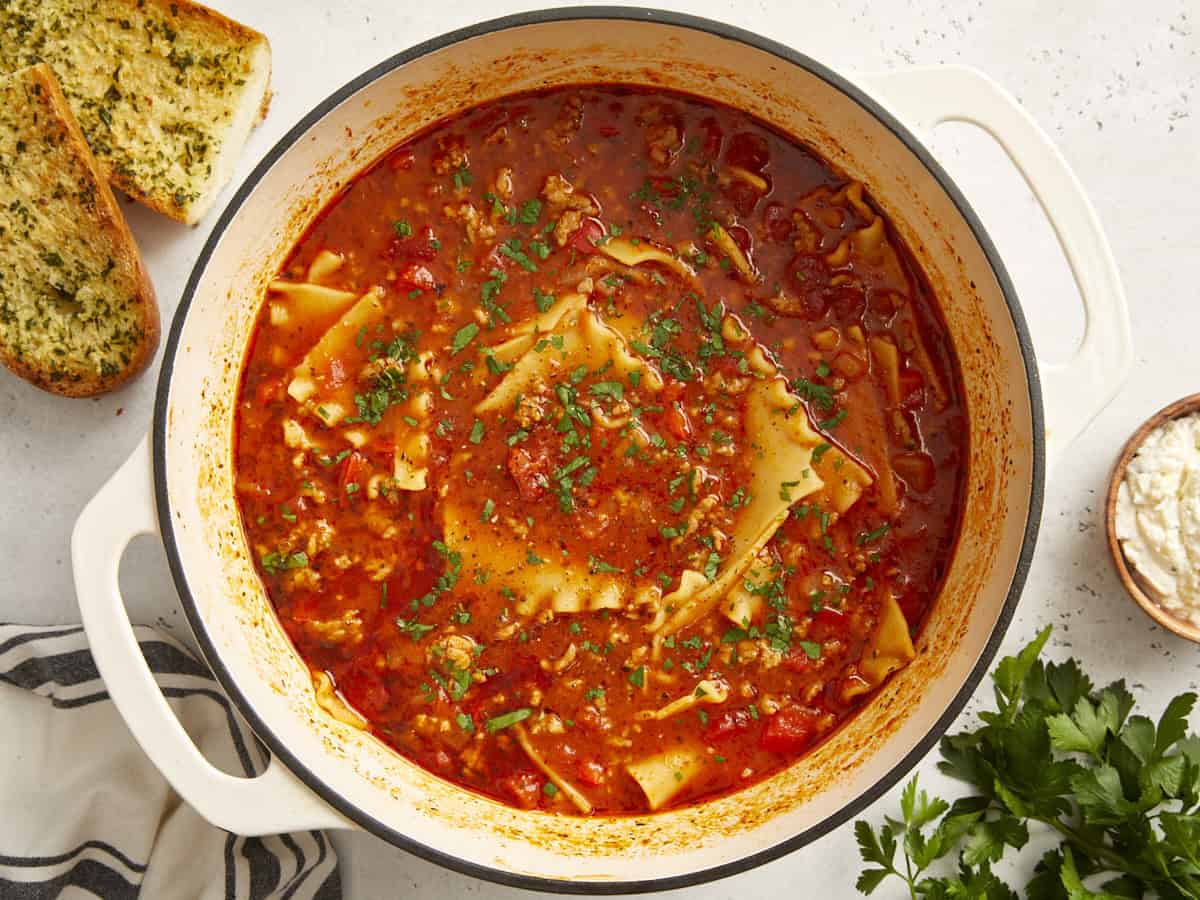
0, 0, 272, 225
0, 64, 158, 396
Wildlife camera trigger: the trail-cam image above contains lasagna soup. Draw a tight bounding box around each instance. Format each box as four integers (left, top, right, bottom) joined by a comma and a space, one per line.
234, 86, 966, 815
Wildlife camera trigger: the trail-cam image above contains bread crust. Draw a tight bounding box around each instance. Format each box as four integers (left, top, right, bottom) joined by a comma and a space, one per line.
0, 65, 159, 397
2, 0, 272, 226
95, 0, 272, 224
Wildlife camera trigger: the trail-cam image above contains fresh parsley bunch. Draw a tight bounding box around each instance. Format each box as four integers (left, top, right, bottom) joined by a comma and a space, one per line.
856, 626, 1200, 898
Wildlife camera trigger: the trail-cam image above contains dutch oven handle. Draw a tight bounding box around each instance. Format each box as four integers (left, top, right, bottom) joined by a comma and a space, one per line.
857, 65, 1133, 468
71, 434, 349, 835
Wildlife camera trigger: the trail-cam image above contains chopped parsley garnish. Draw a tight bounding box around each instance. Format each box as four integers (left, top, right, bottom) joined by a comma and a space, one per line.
480, 498, 495, 522
628, 666, 646, 688
486, 708, 532, 733
533, 288, 556, 312
499, 238, 538, 272
260, 550, 308, 575
317, 449, 351, 467
468, 419, 485, 444
588, 380, 624, 402
820, 408, 847, 430
455, 712, 475, 734
517, 199, 542, 224
792, 377, 835, 410
857, 523, 892, 545
811, 442, 833, 464
479, 268, 510, 325
451, 322, 480, 355
413, 540, 462, 608
395, 618, 435, 641
588, 555, 622, 574
452, 165, 472, 189
393, 220, 413, 238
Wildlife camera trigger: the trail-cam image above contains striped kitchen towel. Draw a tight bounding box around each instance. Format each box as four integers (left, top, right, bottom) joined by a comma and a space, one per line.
0, 624, 341, 899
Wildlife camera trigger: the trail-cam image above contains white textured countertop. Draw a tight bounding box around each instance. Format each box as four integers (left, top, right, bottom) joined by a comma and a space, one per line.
1, 0, 1197, 895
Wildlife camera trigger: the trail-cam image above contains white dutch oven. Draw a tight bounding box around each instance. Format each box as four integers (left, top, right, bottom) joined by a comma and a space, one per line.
71, 9, 1132, 892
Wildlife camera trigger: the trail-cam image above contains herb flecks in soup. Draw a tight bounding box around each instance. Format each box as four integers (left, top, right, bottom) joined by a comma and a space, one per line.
234, 86, 965, 815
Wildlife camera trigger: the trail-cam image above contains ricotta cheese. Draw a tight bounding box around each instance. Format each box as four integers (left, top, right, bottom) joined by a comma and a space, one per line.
1115, 413, 1200, 624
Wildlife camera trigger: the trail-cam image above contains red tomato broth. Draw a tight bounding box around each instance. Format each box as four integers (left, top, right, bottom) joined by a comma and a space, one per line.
233, 85, 966, 816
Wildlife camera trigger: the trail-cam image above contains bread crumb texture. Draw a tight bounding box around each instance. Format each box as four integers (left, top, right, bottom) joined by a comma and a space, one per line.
0, 64, 157, 395
0, 0, 271, 224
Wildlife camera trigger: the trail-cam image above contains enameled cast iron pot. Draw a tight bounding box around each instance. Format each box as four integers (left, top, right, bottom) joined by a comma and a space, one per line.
72, 9, 1133, 892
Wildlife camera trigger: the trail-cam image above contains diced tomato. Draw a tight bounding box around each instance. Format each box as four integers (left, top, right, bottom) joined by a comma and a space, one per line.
663, 401, 693, 441
763, 202, 793, 242
828, 285, 866, 325
253, 375, 286, 406
468, 655, 547, 709
577, 760, 607, 786
699, 116, 724, 158
385, 226, 438, 262
785, 254, 835, 320
704, 709, 753, 744
338, 661, 389, 719
760, 707, 818, 754
898, 368, 926, 405
398, 263, 436, 291
338, 451, 370, 501
726, 132, 770, 173
570, 217, 606, 255
725, 223, 754, 254
507, 444, 550, 502
723, 181, 761, 218
813, 606, 850, 635
499, 771, 542, 810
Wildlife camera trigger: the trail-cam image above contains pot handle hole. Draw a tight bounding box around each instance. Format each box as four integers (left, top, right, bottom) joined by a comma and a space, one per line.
70, 434, 350, 836
856, 65, 1133, 469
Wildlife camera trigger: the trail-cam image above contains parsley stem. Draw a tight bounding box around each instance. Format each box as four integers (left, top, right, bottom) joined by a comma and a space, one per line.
902, 850, 918, 900
1039, 815, 1127, 874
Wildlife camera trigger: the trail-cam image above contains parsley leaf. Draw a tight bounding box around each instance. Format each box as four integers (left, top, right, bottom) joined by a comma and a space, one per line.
854, 626, 1200, 899
451, 322, 479, 355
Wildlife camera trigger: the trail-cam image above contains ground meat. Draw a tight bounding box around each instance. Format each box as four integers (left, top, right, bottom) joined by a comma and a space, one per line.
506, 426, 557, 501
432, 134, 469, 175
541, 174, 598, 247
492, 166, 514, 202
507, 443, 550, 501
442, 202, 496, 244
637, 103, 684, 167
545, 94, 584, 148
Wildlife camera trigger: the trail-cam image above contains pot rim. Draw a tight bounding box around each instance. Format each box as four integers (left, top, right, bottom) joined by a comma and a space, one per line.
152, 6, 1045, 893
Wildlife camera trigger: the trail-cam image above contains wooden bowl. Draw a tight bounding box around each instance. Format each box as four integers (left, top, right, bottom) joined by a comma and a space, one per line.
1105, 393, 1200, 643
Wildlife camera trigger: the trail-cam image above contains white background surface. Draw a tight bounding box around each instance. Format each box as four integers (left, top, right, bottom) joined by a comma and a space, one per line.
1, 0, 1197, 896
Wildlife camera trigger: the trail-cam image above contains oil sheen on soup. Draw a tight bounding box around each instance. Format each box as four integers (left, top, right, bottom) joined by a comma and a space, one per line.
234, 86, 966, 816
